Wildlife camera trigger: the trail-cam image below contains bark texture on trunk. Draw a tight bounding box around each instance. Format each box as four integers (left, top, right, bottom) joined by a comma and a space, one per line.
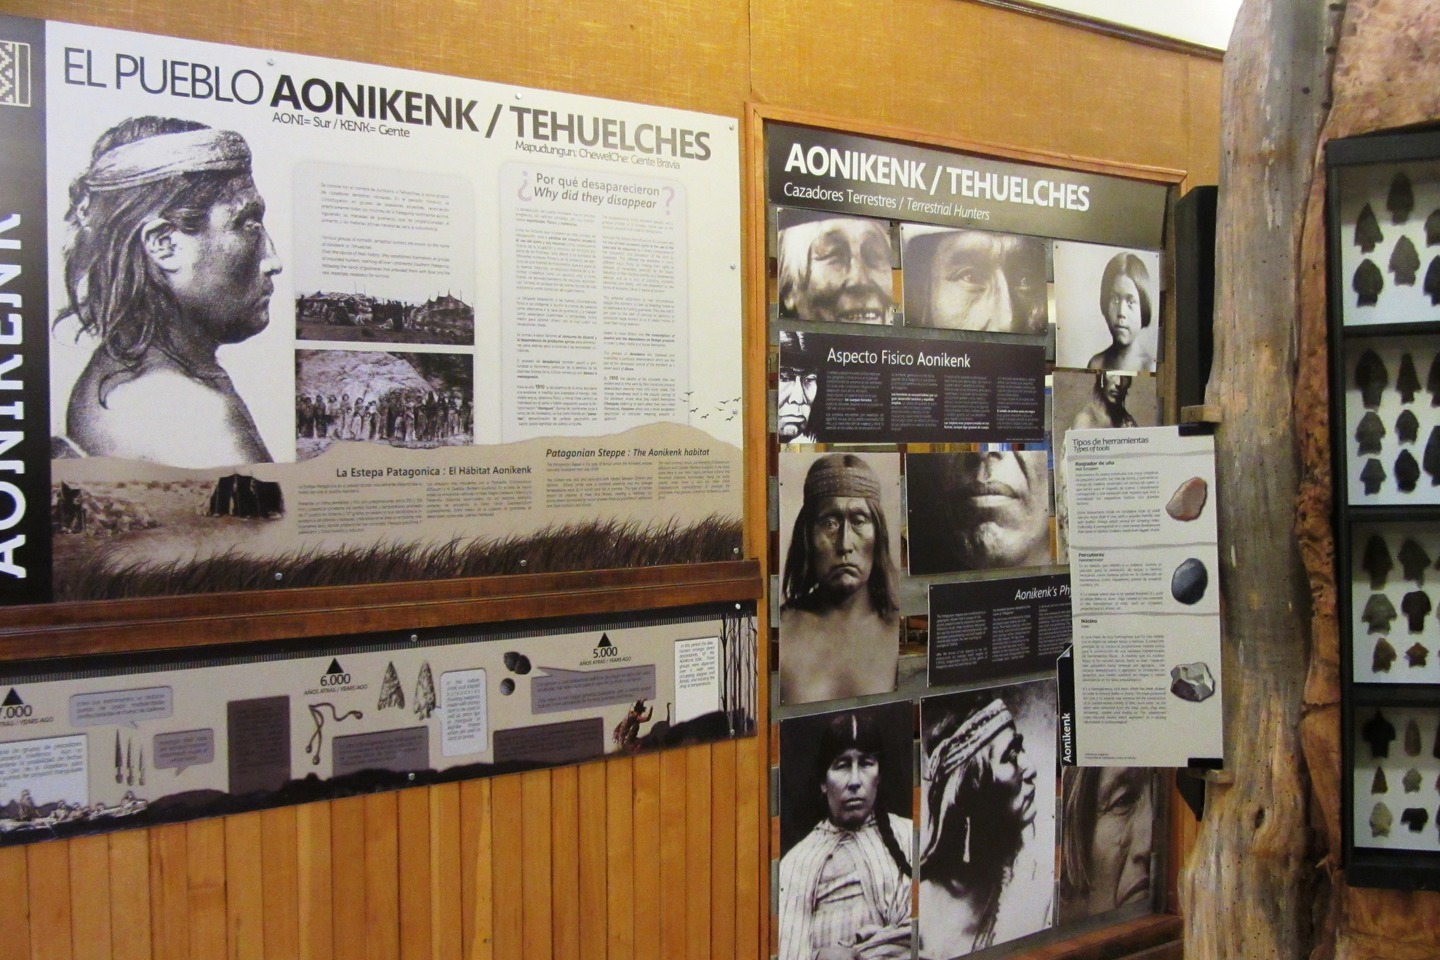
1295, 2, 1440, 958
1179, 0, 1331, 956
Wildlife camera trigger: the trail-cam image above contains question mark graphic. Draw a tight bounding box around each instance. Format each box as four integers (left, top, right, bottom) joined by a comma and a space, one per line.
518, 172, 533, 202
661, 186, 674, 216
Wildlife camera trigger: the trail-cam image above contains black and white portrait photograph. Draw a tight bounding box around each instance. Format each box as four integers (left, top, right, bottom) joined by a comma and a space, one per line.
1051, 369, 1158, 556
906, 449, 1053, 576
901, 225, 1049, 336
778, 329, 821, 445
52, 117, 284, 468
778, 703, 915, 960
1340, 337, 1440, 506
1334, 160, 1440, 327
779, 451, 903, 704
1053, 241, 1160, 373
1058, 767, 1157, 923
295, 350, 473, 461
777, 209, 896, 326
918, 679, 1056, 959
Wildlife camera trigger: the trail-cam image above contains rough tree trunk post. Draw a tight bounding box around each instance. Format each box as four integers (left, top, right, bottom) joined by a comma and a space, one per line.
1179, 0, 1332, 956
1295, 2, 1440, 958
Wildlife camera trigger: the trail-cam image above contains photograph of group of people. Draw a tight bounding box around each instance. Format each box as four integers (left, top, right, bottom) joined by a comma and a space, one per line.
775, 209, 1162, 374
777, 690, 1158, 959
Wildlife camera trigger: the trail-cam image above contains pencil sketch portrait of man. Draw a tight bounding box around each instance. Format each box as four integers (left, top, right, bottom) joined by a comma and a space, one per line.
778, 212, 895, 325
778, 329, 821, 444
56, 116, 282, 467
779, 453, 901, 704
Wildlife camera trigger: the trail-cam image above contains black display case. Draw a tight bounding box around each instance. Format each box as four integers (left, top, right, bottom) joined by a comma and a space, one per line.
1327, 128, 1440, 891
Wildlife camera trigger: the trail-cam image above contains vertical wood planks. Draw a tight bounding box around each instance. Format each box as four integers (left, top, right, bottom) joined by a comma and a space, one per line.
427, 783, 462, 960
0, 846, 30, 960
397, 787, 432, 960
28, 838, 72, 960
549, 766, 580, 960
261, 806, 301, 960
222, 812, 264, 960
109, 829, 152, 960
363, 792, 401, 960
68, 834, 112, 960
184, 820, 226, 960
518, 770, 552, 958
733, 734, 762, 960
148, 825, 188, 960
657, 749, 687, 958
708, 739, 738, 960
330, 796, 366, 960
603, 758, 634, 960
576, 761, 608, 960
459, 779, 492, 960
488, 775, 523, 960
296, 801, 334, 960
684, 745, 712, 960
631, 753, 661, 959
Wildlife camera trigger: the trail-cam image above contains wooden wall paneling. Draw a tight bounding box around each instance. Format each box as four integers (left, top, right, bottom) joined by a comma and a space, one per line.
362, 793, 400, 960
222, 812, 264, 960
630, 753, 662, 959
576, 761, 608, 960
67, 835, 111, 960
459, 779, 492, 960
28, 838, 72, 960
260, 807, 301, 960
684, 745, 712, 960
426, 783, 462, 960
148, 825, 188, 960
329, 797, 366, 960
518, 770, 553, 958
657, 749, 688, 957
548, 766, 580, 960
707, 739, 737, 960
603, 758, 635, 960
739, 104, 772, 960
109, 829, 152, 960
749, 0, 1216, 177
295, 801, 334, 960
732, 735, 763, 960
185, 821, 227, 960
0, 846, 31, 959
488, 776, 523, 960
396, 787, 432, 960
1185, 57, 1225, 189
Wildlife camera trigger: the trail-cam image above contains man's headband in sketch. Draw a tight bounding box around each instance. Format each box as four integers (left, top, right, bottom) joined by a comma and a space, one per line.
83, 129, 252, 192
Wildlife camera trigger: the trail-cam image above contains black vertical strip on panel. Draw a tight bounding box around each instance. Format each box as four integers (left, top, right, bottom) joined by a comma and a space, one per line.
0, 15, 50, 604
1056, 643, 1077, 765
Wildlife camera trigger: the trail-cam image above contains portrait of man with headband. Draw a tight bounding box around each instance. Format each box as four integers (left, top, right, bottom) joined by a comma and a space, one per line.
779, 453, 901, 704
56, 116, 282, 467
918, 684, 1055, 958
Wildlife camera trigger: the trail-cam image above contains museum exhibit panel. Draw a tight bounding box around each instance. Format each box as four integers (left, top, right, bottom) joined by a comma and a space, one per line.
20, 0, 1421, 957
